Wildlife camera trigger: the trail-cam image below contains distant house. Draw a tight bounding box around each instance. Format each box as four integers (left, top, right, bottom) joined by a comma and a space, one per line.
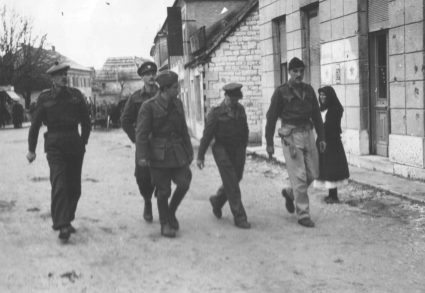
94, 56, 148, 105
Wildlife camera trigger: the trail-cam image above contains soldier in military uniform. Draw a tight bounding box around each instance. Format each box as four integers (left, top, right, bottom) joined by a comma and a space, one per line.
265, 57, 326, 228
197, 83, 251, 229
136, 70, 193, 238
27, 62, 91, 241
121, 61, 158, 222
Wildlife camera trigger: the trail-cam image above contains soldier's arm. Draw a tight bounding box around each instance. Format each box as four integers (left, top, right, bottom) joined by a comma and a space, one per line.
121, 96, 136, 143
241, 106, 249, 147
78, 93, 91, 145
265, 87, 283, 147
181, 103, 194, 160
309, 85, 325, 142
28, 94, 46, 153
135, 102, 152, 165
197, 108, 218, 161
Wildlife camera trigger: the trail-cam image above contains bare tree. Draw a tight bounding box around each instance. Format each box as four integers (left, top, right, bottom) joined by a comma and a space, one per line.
116, 70, 133, 99
0, 5, 49, 108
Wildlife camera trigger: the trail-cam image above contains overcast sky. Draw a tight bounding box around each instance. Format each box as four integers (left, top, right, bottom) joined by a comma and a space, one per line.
2, 0, 175, 69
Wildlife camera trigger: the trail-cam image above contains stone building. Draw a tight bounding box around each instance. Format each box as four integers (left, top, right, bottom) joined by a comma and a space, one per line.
258, 0, 425, 179
151, 0, 263, 142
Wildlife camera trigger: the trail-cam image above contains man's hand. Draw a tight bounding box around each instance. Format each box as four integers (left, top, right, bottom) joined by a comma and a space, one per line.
138, 159, 150, 167
26, 151, 36, 163
318, 141, 327, 153
266, 145, 274, 159
196, 159, 204, 170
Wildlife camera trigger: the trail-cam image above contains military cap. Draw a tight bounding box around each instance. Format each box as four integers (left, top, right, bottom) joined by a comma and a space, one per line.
288, 57, 305, 71
155, 70, 178, 88
137, 61, 157, 76
46, 61, 70, 75
223, 82, 243, 98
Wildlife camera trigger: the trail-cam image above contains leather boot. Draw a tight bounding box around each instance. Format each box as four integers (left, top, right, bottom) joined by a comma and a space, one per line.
157, 198, 176, 238
168, 188, 186, 230
325, 188, 340, 204
143, 200, 153, 222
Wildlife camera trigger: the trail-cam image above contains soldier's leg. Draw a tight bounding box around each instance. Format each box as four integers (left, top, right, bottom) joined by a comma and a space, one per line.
135, 165, 155, 221
211, 186, 227, 209
304, 130, 319, 187
67, 152, 84, 223
150, 168, 175, 237
47, 152, 71, 230
135, 165, 155, 201
169, 166, 192, 230
281, 136, 310, 220
212, 144, 247, 224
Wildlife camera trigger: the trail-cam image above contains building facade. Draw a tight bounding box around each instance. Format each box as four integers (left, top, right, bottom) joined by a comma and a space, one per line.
259, 0, 425, 179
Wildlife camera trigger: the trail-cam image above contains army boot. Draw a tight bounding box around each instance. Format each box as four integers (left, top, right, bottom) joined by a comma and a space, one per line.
168, 188, 187, 230
157, 198, 176, 238
143, 200, 153, 222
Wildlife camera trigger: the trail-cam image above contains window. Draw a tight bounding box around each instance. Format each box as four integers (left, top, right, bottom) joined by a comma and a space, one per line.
273, 16, 287, 84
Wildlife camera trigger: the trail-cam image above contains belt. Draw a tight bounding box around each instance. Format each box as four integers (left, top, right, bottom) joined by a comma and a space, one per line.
47, 125, 78, 133
282, 123, 312, 133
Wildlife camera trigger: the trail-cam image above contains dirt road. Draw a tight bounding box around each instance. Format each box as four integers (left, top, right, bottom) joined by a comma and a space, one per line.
1, 127, 424, 292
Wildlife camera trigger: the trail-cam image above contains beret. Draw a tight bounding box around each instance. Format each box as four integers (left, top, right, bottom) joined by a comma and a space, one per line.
288, 57, 305, 71
46, 61, 70, 75
155, 70, 178, 88
137, 61, 157, 76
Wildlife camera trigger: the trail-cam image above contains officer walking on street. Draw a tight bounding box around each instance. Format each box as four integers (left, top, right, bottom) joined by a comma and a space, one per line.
197, 83, 251, 229
136, 70, 193, 238
265, 57, 326, 228
121, 61, 158, 222
27, 61, 91, 241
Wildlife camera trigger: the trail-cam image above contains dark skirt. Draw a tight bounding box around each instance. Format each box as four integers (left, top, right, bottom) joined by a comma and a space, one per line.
318, 138, 350, 181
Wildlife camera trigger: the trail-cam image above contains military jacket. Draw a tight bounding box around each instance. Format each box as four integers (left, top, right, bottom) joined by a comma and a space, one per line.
197, 101, 249, 161
136, 93, 193, 168
265, 81, 324, 146
28, 87, 91, 153
121, 85, 158, 143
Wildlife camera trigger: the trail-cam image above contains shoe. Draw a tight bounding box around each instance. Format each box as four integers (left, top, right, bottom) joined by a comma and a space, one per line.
324, 196, 340, 204
143, 201, 153, 222
160, 223, 176, 238
235, 220, 251, 229
209, 196, 222, 219
169, 213, 179, 230
298, 218, 315, 228
58, 226, 71, 241
68, 224, 76, 233
281, 189, 295, 214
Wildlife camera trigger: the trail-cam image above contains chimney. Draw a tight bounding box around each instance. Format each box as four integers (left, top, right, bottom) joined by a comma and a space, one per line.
51, 46, 55, 52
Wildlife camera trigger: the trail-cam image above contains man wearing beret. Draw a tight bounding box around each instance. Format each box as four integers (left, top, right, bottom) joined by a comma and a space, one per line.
121, 61, 158, 222
197, 83, 251, 229
27, 61, 91, 241
136, 70, 193, 238
265, 57, 326, 228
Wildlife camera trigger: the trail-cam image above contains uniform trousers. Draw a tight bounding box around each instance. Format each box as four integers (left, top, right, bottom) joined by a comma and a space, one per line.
46, 151, 84, 230
281, 128, 319, 220
211, 143, 247, 223
134, 164, 154, 202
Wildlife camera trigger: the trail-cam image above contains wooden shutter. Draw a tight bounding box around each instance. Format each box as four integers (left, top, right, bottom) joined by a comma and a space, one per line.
368, 0, 389, 32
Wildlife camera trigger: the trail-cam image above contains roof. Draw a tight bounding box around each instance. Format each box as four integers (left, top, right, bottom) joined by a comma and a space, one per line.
41, 48, 92, 72
186, 0, 258, 67
95, 56, 150, 81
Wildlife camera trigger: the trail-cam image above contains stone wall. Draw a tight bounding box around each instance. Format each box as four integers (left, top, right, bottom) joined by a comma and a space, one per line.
203, 7, 263, 144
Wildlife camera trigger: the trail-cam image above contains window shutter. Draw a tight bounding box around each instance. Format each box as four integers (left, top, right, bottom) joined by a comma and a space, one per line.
368, 0, 389, 32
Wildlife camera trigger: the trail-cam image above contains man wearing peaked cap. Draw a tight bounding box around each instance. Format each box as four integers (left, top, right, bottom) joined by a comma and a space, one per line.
121, 60, 159, 223
135, 70, 193, 238
197, 82, 251, 229
27, 61, 91, 242
265, 57, 325, 228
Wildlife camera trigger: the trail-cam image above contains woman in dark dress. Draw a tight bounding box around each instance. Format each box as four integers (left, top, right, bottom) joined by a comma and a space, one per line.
313, 86, 349, 203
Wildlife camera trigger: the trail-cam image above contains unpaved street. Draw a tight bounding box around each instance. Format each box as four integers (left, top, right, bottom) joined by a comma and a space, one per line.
1, 127, 425, 293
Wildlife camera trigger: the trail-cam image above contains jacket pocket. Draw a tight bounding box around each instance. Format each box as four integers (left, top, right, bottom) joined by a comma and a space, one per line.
149, 137, 166, 161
